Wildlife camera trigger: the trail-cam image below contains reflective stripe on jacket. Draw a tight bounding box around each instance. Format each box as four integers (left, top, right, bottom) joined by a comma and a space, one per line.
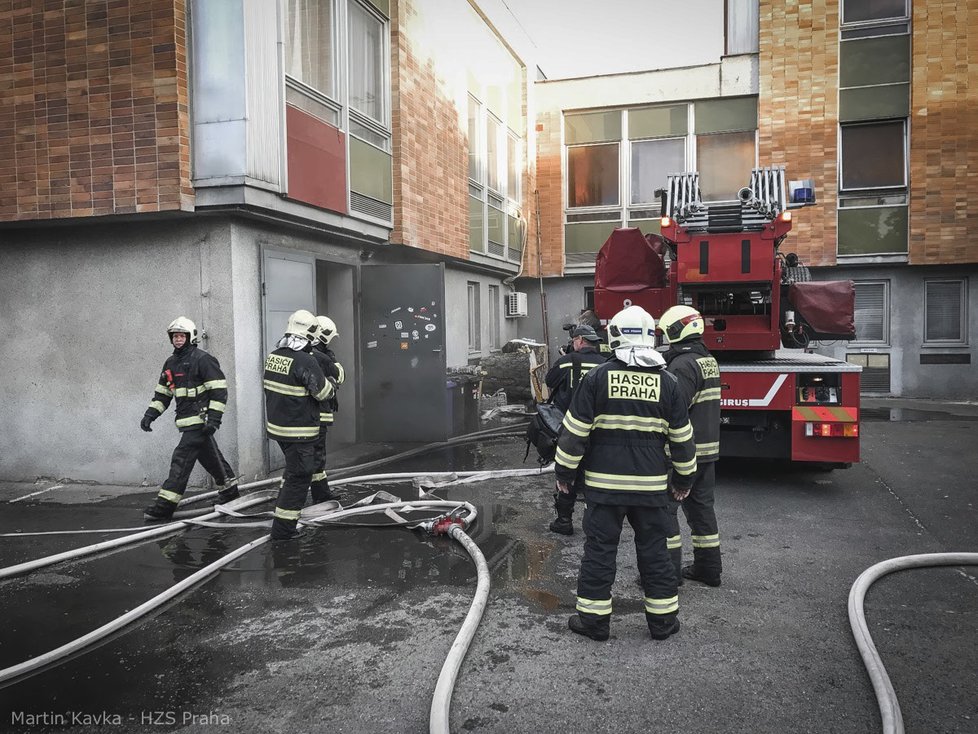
544, 347, 605, 413
263, 347, 332, 442
665, 340, 722, 463
145, 345, 228, 432
312, 345, 344, 426
554, 359, 697, 506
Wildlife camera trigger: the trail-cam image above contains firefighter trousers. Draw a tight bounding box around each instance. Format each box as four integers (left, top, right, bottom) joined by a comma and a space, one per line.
576, 501, 678, 633
160, 429, 235, 498
667, 462, 721, 578
271, 440, 317, 539
310, 431, 331, 502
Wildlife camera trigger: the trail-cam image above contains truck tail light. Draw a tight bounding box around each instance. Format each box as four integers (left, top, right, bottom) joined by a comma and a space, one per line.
805, 422, 858, 438
660, 216, 671, 229
780, 211, 792, 222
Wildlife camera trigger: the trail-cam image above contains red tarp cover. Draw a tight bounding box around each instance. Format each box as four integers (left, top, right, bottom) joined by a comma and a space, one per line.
595, 228, 666, 291
788, 281, 856, 337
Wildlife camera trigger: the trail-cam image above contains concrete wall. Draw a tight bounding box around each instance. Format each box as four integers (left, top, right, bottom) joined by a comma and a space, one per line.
0, 219, 237, 484
443, 267, 520, 367
814, 264, 978, 399
514, 275, 592, 361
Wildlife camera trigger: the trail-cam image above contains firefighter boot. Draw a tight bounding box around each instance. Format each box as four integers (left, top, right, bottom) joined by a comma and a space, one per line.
647, 612, 681, 641
548, 493, 574, 535
310, 478, 333, 504
270, 517, 303, 541
568, 613, 610, 641
682, 547, 722, 587
143, 498, 178, 522
215, 482, 240, 504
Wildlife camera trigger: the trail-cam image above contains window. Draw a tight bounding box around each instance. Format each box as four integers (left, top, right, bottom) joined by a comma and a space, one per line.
584, 287, 595, 312
631, 138, 685, 205
486, 116, 502, 193
348, 1, 386, 125
696, 131, 756, 201
468, 96, 481, 182
842, 0, 908, 25
286, 0, 335, 98
726, 0, 759, 55
841, 121, 906, 190
925, 280, 967, 343
567, 144, 619, 208
853, 282, 888, 343
846, 353, 891, 393
507, 133, 521, 202
488, 285, 501, 350
467, 282, 481, 352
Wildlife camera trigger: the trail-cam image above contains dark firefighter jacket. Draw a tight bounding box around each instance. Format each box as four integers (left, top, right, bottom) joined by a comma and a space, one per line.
312, 344, 346, 427
544, 346, 605, 413
665, 339, 722, 463
145, 345, 228, 432
554, 358, 697, 506
263, 347, 333, 442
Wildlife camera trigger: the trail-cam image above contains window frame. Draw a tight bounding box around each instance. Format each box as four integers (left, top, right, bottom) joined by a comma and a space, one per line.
565, 141, 622, 210
346, 0, 391, 131
488, 285, 501, 351
852, 280, 890, 345
628, 135, 688, 206
467, 282, 482, 353
839, 119, 908, 193
840, 0, 910, 28
923, 279, 969, 345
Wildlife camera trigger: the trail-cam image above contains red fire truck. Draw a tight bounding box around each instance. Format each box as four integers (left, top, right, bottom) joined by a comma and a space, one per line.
593, 167, 861, 467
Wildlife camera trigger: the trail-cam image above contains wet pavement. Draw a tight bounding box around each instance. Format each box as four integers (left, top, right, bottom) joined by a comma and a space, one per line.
1, 401, 976, 733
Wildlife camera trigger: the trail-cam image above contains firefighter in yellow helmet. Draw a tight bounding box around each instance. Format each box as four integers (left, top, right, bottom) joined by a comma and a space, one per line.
555, 305, 696, 641
659, 305, 723, 587
263, 309, 333, 540
142, 317, 239, 521
309, 315, 346, 502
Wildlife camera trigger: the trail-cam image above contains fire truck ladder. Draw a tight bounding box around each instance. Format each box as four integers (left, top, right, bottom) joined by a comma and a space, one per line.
663, 166, 787, 234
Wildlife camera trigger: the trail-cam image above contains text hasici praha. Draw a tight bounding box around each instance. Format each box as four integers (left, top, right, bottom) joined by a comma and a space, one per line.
607, 372, 660, 401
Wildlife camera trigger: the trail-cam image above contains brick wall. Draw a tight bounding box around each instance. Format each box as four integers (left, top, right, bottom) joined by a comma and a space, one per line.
0, 0, 192, 221
533, 105, 564, 276
908, 0, 978, 265
758, 0, 840, 267
389, 0, 469, 258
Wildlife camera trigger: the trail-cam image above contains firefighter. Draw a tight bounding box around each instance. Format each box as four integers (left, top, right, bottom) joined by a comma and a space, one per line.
659, 305, 723, 587
556, 305, 697, 641
544, 324, 605, 535
578, 309, 612, 356
309, 315, 345, 502
263, 309, 334, 541
141, 317, 239, 521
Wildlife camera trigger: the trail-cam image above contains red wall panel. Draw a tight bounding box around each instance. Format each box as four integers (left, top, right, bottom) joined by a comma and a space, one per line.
286, 105, 347, 214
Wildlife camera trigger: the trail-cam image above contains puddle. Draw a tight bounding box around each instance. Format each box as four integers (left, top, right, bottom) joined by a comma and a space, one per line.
860, 408, 978, 422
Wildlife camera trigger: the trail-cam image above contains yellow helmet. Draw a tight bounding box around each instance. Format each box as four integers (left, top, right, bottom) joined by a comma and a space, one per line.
167, 316, 199, 344
659, 305, 705, 344
285, 309, 321, 340
607, 306, 657, 350
316, 315, 338, 345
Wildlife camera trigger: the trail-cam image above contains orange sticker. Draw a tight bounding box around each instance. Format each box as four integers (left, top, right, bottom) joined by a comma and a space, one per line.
400, 342, 409, 350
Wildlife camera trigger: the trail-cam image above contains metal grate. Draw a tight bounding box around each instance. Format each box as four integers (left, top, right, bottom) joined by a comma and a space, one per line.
487, 241, 506, 257
566, 252, 597, 266
566, 211, 621, 223
509, 247, 521, 262
350, 192, 392, 221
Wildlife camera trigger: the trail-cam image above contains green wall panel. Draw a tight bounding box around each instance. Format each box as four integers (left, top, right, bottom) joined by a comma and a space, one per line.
839, 83, 910, 122
629, 105, 687, 139
350, 138, 392, 204
488, 204, 505, 245
694, 97, 758, 134
565, 111, 622, 144
565, 221, 620, 254
469, 196, 484, 253
838, 206, 908, 256
840, 35, 911, 88
625, 218, 662, 235
508, 214, 523, 250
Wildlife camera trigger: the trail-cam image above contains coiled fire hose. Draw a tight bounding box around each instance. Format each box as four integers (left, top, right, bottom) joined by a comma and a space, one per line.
848, 552, 978, 734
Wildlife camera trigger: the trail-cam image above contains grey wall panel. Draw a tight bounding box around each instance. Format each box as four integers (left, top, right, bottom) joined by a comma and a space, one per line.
244, 0, 284, 188
444, 268, 519, 367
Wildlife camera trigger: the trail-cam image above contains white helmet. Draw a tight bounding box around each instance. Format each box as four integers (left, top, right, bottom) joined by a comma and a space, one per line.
607, 305, 657, 350
316, 315, 338, 345
659, 305, 705, 344
167, 316, 199, 344
284, 309, 321, 340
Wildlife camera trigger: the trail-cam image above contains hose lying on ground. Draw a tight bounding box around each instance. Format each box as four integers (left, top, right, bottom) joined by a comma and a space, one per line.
848, 552, 978, 734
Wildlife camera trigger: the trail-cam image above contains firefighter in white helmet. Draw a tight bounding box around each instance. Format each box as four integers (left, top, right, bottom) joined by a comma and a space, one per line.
308, 315, 345, 502
555, 305, 697, 641
262, 309, 333, 540
142, 317, 239, 521
659, 305, 723, 587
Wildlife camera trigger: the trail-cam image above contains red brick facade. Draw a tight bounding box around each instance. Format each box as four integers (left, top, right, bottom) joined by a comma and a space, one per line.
0, 0, 192, 221
533, 107, 564, 277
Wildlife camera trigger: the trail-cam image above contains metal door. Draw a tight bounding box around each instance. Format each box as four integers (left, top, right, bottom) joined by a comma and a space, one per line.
361, 263, 447, 442
261, 249, 316, 469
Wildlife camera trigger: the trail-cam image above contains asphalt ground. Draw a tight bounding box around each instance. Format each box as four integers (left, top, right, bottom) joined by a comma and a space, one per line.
0, 399, 976, 733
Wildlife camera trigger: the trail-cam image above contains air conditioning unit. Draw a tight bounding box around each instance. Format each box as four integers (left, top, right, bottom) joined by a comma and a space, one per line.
505, 291, 528, 318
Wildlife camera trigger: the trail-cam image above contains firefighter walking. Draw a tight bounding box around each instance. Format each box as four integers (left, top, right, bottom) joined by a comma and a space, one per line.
556, 305, 697, 641
141, 317, 239, 521
263, 309, 334, 541
544, 324, 605, 535
659, 305, 723, 587
310, 315, 345, 502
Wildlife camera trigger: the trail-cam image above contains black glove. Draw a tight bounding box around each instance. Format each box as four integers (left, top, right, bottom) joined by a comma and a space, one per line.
201, 418, 218, 436
140, 415, 154, 432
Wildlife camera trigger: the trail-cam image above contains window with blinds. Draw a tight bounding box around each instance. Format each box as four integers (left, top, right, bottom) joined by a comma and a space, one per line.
853, 281, 888, 343
924, 280, 967, 343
